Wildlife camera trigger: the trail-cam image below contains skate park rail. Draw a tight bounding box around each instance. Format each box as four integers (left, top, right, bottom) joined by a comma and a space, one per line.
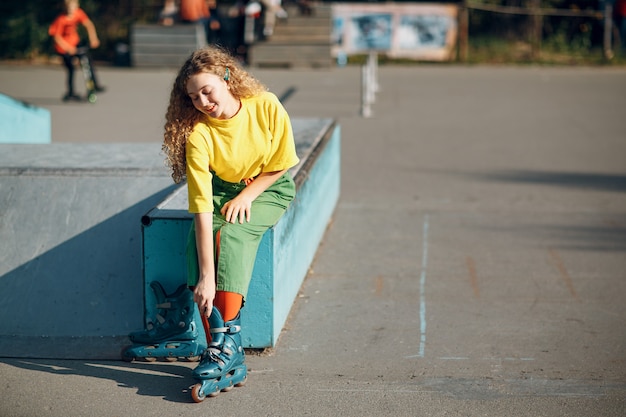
0, 117, 340, 358
140, 118, 340, 349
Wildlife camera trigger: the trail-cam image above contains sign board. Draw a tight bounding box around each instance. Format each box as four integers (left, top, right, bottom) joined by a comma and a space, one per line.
332, 3, 458, 61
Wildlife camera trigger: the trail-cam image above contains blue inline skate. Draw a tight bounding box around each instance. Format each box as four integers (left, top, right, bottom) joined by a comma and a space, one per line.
122, 281, 206, 362
190, 306, 247, 402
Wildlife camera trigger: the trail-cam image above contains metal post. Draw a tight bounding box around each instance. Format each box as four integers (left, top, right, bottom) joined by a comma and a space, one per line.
531, 0, 543, 61
604, 4, 614, 60
361, 63, 372, 118
369, 50, 379, 95
458, 1, 469, 62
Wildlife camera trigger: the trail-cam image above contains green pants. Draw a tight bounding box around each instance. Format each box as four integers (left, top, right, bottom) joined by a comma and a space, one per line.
186, 172, 296, 300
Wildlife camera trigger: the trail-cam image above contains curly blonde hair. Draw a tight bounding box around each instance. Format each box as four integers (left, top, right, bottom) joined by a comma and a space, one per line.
162, 46, 267, 183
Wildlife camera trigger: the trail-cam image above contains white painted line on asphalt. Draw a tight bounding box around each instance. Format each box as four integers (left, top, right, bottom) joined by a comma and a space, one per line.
316, 388, 438, 394
249, 368, 275, 374
418, 214, 430, 358
406, 214, 430, 359
437, 357, 535, 361
439, 357, 470, 360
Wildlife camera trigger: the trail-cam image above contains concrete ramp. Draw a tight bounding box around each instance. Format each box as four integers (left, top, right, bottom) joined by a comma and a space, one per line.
0, 144, 175, 359
0, 94, 50, 144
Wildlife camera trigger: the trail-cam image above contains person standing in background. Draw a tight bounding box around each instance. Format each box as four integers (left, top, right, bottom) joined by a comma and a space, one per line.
180, 0, 220, 44
260, 0, 287, 38
206, 0, 223, 44
615, 0, 626, 52
159, 0, 179, 26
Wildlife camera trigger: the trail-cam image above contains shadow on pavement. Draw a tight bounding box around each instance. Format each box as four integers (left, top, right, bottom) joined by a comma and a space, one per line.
480, 170, 626, 193
0, 358, 197, 403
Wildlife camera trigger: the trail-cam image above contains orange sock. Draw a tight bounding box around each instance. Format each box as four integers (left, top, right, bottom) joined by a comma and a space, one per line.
200, 314, 211, 344
214, 291, 243, 321
198, 291, 243, 343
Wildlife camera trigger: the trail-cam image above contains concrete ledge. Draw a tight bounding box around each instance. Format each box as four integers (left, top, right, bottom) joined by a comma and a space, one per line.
0, 144, 175, 359
0, 119, 340, 358
0, 94, 50, 144
140, 118, 340, 348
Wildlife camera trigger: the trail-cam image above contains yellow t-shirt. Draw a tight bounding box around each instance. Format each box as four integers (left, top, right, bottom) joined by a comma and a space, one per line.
186, 91, 300, 213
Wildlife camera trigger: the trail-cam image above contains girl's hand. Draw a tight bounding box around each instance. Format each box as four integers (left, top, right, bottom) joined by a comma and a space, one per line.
193, 276, 216, 316
220, 193, 253, 224
219, 170, 287, 224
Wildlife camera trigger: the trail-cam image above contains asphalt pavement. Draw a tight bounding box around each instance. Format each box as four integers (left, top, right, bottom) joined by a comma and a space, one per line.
0, 61, 625, 416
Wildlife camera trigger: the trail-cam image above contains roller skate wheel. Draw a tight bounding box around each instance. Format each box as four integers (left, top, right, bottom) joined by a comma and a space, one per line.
191, 383, 206, 403
235, 376, 247, 387
88, 93, 97, 103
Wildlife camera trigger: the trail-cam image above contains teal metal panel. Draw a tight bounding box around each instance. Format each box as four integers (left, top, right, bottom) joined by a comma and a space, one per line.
140, 212, 276, 347
240, 231, 274, 347
141, 219, 195, 336
0, 94, 51, 144
139, 119, 341, 348
140, 207, 277, 348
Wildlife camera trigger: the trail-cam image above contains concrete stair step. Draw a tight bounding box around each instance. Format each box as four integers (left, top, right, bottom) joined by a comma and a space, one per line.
250, 43, 332, 68
272, 24, 330, 35
249, 2, 332, 68
284, 3, 332, 17
266, 34, 331, 43
278, 17, 331, 27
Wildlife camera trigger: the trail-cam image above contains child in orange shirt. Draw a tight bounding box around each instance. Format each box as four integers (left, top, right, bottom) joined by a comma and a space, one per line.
49, 0, 105, 102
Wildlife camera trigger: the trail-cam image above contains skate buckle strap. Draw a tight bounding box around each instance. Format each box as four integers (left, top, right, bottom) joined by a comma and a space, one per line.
202, 346, 227, 366
209, 324, 241, 335
208, 343, 233, 356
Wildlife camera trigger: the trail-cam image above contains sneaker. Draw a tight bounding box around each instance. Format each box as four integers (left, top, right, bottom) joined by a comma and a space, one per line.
62, 93, 83, 102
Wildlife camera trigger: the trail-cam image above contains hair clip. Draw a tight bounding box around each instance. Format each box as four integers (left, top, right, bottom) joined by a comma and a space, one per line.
224, 67, 230, 81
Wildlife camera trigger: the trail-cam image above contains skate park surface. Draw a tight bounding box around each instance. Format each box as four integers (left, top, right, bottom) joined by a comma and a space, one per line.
0, 62, 625, 416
